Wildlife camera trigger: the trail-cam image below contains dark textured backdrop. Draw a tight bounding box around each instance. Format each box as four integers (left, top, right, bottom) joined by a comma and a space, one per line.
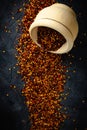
0, 0, 87, 130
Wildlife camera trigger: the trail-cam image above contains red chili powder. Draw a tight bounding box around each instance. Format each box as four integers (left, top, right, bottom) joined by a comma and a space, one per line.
16, 0, 67, 129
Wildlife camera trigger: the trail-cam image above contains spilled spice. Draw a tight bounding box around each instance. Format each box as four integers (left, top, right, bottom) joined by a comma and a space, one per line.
16, 0, 67, 129
38, 27, 66, 51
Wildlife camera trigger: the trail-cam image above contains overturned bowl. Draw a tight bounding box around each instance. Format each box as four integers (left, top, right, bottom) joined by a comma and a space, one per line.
29, 3, 79, 54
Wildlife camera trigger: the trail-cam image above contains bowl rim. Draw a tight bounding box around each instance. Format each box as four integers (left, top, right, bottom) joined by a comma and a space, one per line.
29, 18, 74, 54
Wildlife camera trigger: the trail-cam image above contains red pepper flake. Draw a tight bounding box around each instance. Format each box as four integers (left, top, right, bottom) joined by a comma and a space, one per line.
12, 16, 14, 20
10, 85, 16, 89
17, 8, 23, 13
37, 27, 66, 51
6, 93, 9, 97
16, 0, 68, 129
2, 50, 6, 53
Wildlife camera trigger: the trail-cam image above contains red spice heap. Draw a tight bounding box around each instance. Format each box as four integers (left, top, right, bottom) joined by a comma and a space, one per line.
38, 27, 66, 51
16, 0, 67, 129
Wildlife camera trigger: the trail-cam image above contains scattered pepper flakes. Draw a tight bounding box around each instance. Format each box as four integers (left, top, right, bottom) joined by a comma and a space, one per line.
4, 26, 7, 29
9, 68, 11, 71
73, 70, 76, 73
68, 53, 71, 57
80, 41, 82, 44
5, 30, 8, 32
82, 100, 85, 103
23, 3, 25, 7
17, 71, 20, 74
6, 93, 9, 96
73, 44, 76, 48
37, 27, 66, 51
17, 8, 23, 13
69, 62, 72, 65
13, 3, 16, 6
21, 119, 26, 124
64, 107, 67, 110
71, 55, 75, 58
10, 85, 17, 89
2, 50, 6, 53
13, 66, 16, 69
16, 0, 69, 129
16, 19, 20, 23
73, 119, 76, 122
65, 92, 69, 96
8, 30, 11, 33
83, 32, 86, 36
66, 69, 69, 73
79, 57, 82, 61
68, 76, 71, 79
12, 16, 14, 20
64, 97, 67, 100
16, 27, 18, 32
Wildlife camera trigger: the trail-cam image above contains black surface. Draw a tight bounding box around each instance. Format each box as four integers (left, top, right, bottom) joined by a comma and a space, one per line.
0, 0, 30, 130
0, 0, 87, 130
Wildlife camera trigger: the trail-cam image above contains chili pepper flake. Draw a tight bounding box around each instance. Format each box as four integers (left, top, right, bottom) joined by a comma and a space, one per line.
17, 8, 23, 13
12, 16, 14, 20
6, 93, 9, 97
82, 100, 85, 103
37, 27, 66, 51
2, 50, 6, 53
9, 68, 11, 71
16, 0, 69, 129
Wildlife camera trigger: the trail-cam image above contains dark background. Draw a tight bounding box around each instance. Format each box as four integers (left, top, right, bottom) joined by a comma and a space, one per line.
0, 0, 87, 130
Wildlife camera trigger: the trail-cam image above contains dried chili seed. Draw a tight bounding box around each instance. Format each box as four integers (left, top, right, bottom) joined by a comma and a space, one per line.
17, 8, 23, 13
37, 27, 66, 51
16, 0, 67, 129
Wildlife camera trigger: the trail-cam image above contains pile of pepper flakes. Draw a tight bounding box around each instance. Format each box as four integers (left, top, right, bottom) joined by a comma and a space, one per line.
16, 0, 67, 129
